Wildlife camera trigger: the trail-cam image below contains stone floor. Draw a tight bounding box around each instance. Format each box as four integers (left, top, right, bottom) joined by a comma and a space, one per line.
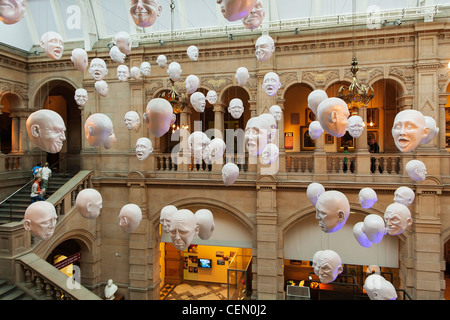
160, 282, 229, 300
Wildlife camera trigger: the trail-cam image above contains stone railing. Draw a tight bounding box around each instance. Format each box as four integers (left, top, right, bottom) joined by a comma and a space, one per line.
285, 153, 314, 173
4, 155, 21, 171
46, 170, 94, 217
368, 154, 402, 175
327, 154, 357, 174
16, 253, 101, 300
155, 154, 250, 173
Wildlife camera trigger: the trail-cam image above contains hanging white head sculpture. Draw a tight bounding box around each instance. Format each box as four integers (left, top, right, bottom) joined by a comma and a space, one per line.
119, 203, 142, 233
23, 201, 57, 241
71, 48, 88, 71
143, 98, 174, 137
308, 90, 328, 116
26, 109, 66, 154
160, 205, 177, 233
255, 34, 275, 62
75, 188, 103, 219
40, 31, 64, 60
317, 97, 350, 138
135, 137, 153, 160
84, 113, 116, 149
392, 109, 429, 152
129, 0, 162, 28
0, 0, 26, 25
405, 159, 427, 182
242, 0, 265, 30
217, 0, 257, 21
315, 190, 350, 233
74, 88, 88, 107
222, 162, 239, 186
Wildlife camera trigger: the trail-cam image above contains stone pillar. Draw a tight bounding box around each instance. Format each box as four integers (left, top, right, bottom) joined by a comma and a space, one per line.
213, 103, 225, 139
275, 99, 285, 174
127, 171, 160, 300
438, 93, 449, 151
255, 175, 281, 299
10, 116, 19, 153
410, 182, 443, 299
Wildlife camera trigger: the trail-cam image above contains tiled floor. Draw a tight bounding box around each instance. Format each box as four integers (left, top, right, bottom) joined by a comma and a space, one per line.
161, 282, 228, 300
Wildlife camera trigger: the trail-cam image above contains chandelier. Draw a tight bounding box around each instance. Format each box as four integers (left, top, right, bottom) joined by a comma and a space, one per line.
159, 79, 189, 114
337, 57, 374, 110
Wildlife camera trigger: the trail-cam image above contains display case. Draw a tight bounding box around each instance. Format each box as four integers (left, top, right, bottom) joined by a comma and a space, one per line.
227, 250, 252, 300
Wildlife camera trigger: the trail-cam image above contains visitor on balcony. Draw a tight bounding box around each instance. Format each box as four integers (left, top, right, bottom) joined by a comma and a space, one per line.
368, 137, 380, 173
30, 177, 46, 203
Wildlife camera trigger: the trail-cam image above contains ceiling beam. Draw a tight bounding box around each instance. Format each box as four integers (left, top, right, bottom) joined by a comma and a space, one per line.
24, 3, 40, 46
76, 0, 99, 51
49, 0, 68, 40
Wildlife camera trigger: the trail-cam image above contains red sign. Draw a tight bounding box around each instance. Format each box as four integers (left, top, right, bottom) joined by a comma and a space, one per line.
54, 252, 81, 270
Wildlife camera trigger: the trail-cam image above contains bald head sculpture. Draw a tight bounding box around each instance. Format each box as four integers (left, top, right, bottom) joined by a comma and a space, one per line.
75, 188, 103, 219
23, 201, 57, 241
26, 109, 66, 154
169, 209, 199, 251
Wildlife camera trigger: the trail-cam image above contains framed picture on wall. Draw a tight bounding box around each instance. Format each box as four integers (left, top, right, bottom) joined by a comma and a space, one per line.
366, 108, 379, 129
300, 126, 315, 151
325, 134, 334, 144
305, 108, 316, 125
285, 132, 293, 149
338, 132, 355, 150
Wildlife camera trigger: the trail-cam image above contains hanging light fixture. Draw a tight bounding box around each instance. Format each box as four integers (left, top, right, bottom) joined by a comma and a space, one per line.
337, 57, 375, 110
337, 0, 374, 112
159, 79, 189, 114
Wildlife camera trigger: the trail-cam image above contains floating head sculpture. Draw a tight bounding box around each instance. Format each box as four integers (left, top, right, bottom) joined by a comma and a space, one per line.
84, 113, 116, 149
317, 97, 350, 138
160, 205, 177, 233
75, 188, 103, 219
384, 202, 412, 236
23, 201, 57, 241
315, 190, 350, 233
26, 109, 66, 154
71, 48, 88, 71
119, 203, 142, 233
135, 137, 153, 160
129, 0, 162, 28
40, 31, 64, 60
255, 34, 275, 62
143, 98, 174, 137
195, 209, 215, 240
392, 109, 429, 152
169, 209, 199, 251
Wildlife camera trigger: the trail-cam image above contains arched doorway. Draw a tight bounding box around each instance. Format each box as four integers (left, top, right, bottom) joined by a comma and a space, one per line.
444, 238, 450, 300
445, 83, 450, 150
283, 83, 313, 153
283, 210, 400, 299
0, 94, 13, 154
159, 202, 253, 299
370, 79, 403, 153
33, 80, 81, 172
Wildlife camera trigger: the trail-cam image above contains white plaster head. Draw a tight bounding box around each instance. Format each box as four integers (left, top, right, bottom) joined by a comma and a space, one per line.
124, 111, 140, 131
313, 249, 343, 284
262, 72, 281, 97
217, 0, 257, 21
23, 201, 57, 240
405, 159, 427, 182
185, 74, 200, 94
255, 34, 275, 62
71, 48, 88, 71
188, 131, 211, 163
315, 190, 350, 233
353, 222, 373, 248
143, 98, 173, 137
260, 143, 279, 165
228, 98, 244, 119
140, 61, 151, 77
242, 0, 264, 30
347, 115, 365, 138
222, 162, 239, 186
74, 88, 88, 107
358, 187, 378, 209
269, 105, 282, 121
362, 214, 386, 244
392, 109, 429, 152
0, 0, 26, 25
394, 186, 415, 207
317, 97, 350, 138
190, 91, 206, 113
40, 31, 64, 60
114, 31, 132, 55
187, 45, 199, 61
308, 121, 324, 140
169, 209, 199, 251
135, 137, 153, 160
89, 58, 108, 81
109, 46, 126, 64
306, 182, 325, 206
206, 90, 218, 104
235, 67, 249, 86
245, 116, 270, 156
308, 90, 328, 116
94, 80, 109, 97
259, 113, 277, 143
195, 209, 215, 240
421, 116, 439, 145
129, 0, 162, 28
203, 137, 226, 163
160, 205, 177, 233
156, 54, 167, 68
384, 202, 412, 236
117, 65, 130, 82
26, 109, 66, 154
75, 188, 103, 219
130, 66, 141, 80
84, 113, 116, 149
167, 61, 182, 81
119, 203, 142, 233
364, 274, 397, 300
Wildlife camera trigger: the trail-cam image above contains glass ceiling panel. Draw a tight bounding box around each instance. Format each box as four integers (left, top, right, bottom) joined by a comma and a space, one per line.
28, 0, 58, 36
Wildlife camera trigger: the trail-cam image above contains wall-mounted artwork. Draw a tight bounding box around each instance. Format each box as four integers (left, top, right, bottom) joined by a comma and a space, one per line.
301, 126, 315, 151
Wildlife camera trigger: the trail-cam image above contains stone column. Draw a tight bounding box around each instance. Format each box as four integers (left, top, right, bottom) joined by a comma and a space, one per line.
213, 103, 225, 139
10, 116, 19, 153
255, 175, 281, 299
126, 171, 160, 300
438, 93, 449, 151
410, 182, 443, 300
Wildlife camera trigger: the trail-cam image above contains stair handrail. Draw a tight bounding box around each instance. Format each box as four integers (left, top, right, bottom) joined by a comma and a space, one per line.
0, 157, 66, 206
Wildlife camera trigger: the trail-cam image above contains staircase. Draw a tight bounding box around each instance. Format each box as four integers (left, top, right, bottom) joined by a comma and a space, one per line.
0, 173, 75, 224
0, 279, 33, 300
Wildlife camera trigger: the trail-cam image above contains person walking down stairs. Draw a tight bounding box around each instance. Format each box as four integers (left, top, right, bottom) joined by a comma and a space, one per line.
30, 177, 46, 203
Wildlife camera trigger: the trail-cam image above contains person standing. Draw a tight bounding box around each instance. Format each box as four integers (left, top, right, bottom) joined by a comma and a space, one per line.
32, 162, 42, 178
41, 162, 52, 196
30, 177, 46, 202
369, 137, 380, 173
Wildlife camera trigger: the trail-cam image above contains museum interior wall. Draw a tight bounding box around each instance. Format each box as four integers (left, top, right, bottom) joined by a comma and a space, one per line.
1, 5, 450, 300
